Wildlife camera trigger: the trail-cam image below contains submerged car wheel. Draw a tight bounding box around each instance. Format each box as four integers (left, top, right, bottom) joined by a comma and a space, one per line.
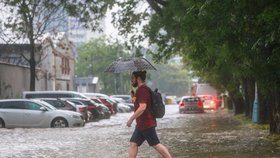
51, 117, 68, 128
0, 118, 5, 128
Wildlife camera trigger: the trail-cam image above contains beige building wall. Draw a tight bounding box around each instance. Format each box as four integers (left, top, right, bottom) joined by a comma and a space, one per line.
0, 60, 74, 99
0, 63, 30, 98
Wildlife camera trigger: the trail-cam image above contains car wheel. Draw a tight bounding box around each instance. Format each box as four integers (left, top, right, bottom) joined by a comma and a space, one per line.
0, 118, 5, 128
51, 117, 68, 128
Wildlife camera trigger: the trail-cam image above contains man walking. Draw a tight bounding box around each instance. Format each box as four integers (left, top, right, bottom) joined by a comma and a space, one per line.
127, 71, 172, 158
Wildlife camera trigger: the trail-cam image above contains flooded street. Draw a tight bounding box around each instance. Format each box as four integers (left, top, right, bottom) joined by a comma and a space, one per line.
0, 105, 279, 158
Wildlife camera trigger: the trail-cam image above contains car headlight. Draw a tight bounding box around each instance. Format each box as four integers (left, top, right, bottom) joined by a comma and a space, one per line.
71, 115, 81, 119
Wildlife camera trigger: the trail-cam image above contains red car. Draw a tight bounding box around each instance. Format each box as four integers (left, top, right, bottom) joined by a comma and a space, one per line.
83, 93, 117, 114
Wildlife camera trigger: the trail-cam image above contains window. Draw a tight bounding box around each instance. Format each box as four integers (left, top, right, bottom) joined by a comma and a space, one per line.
25, 102, 42, 110
68, 100, 83, 105
183, 97, 201, 102
61, 57, 70, 74
44, 100, 65, 108
0, 101, 26, 109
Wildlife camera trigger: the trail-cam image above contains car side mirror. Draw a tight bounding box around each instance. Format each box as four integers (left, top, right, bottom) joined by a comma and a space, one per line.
40, 107, 48, 111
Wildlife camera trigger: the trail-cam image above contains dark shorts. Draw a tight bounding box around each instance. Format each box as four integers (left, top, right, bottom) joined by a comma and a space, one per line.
130, 127, 160, 146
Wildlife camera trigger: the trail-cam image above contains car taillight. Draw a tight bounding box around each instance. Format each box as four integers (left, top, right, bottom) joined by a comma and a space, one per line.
179, 102, 185, 106
197, 102, 203, 106
79, 108, 86, 112
88, 105, 94, 109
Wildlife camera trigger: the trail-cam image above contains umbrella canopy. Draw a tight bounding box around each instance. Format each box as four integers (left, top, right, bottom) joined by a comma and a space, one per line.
104, 57, 157, 73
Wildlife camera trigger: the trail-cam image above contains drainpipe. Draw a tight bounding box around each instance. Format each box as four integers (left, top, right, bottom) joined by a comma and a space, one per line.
52, 52, 56, 90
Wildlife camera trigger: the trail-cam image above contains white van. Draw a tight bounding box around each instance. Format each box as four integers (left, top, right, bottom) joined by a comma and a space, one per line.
22, 91, 88, 99
194, 83, 221, 108
195, 83, 218, 97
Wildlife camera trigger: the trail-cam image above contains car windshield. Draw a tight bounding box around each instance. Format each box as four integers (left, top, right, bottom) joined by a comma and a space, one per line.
83, 100, 96, 106
92, 99, 102, 104
65, 100, 76, 107
105, 97, 116, 104
38, 100, 57, 110
183, 97, 201, 102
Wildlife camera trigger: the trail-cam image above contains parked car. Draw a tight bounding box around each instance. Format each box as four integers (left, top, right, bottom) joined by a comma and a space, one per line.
198, 95, 219, 110
110, 98, 132, 113
0, 99, 85, 128
110, 95, 133, 104
22, 91, 88, 99
179, 96, 204, 113
90, 99, 111, 119
41, 98, 88, 121
65, 98, 103, 121
84, 95, 111, 117
83, 93, 118, 114
110, 97, 133, 112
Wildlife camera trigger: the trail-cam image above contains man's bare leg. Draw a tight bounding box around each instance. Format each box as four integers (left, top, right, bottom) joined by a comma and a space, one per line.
153, 143, 172, 158
128, 142, 138, 158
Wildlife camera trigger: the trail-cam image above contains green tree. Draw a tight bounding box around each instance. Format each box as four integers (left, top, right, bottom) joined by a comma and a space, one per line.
75, 38, 131, 94
111, 0, 280, 133
150, 63, 191, 97
0, 0, 114, 91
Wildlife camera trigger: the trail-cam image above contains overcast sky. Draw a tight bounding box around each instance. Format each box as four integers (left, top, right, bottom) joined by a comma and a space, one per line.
104, 2, 150, 48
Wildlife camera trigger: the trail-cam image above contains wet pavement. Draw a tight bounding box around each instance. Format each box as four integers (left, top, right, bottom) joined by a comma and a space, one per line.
0, 105, 279, 158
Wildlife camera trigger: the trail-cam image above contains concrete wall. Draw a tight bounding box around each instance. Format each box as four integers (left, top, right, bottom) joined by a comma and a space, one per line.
0, 62, 75, 99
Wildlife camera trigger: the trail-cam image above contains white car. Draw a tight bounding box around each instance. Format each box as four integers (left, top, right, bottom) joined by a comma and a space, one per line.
110, 98, 132, 113
110, 95, 133, 104
0, 99, 85, 128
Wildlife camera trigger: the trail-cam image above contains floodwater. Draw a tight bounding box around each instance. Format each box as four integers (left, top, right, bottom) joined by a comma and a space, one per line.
0, 105, 279, 158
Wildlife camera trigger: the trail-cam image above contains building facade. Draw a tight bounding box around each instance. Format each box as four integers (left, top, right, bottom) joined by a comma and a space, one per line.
38, 32, 76, 91
0, 32, 76, 99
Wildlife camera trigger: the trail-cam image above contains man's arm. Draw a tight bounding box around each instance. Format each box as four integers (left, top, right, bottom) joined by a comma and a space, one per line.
127, 103, 146, 127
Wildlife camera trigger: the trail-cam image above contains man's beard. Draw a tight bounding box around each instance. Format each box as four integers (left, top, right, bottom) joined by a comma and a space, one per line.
132, 82, 138, 87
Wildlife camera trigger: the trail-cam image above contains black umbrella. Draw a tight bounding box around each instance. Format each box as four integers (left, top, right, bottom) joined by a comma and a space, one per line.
104, 57, 157, 73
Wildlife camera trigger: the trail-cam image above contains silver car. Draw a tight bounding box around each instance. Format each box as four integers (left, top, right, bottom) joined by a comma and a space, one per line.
179, 96, 204, 113
0, 99, 85, 128
41, 98, 88, 122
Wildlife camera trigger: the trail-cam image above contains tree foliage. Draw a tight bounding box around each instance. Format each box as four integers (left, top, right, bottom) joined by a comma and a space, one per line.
111, 0, 280, 133
149, 63, 191, 97
75, 38, 131, 94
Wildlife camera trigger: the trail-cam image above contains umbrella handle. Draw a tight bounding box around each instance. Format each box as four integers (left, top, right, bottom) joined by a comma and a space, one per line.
130, 90, 135, 97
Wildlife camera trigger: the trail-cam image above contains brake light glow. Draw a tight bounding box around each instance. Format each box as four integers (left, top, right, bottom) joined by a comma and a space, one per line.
88, 105, 94, 109
79, 108, 86, 112
197, 102, 203, 106
179, 102, 185, 106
